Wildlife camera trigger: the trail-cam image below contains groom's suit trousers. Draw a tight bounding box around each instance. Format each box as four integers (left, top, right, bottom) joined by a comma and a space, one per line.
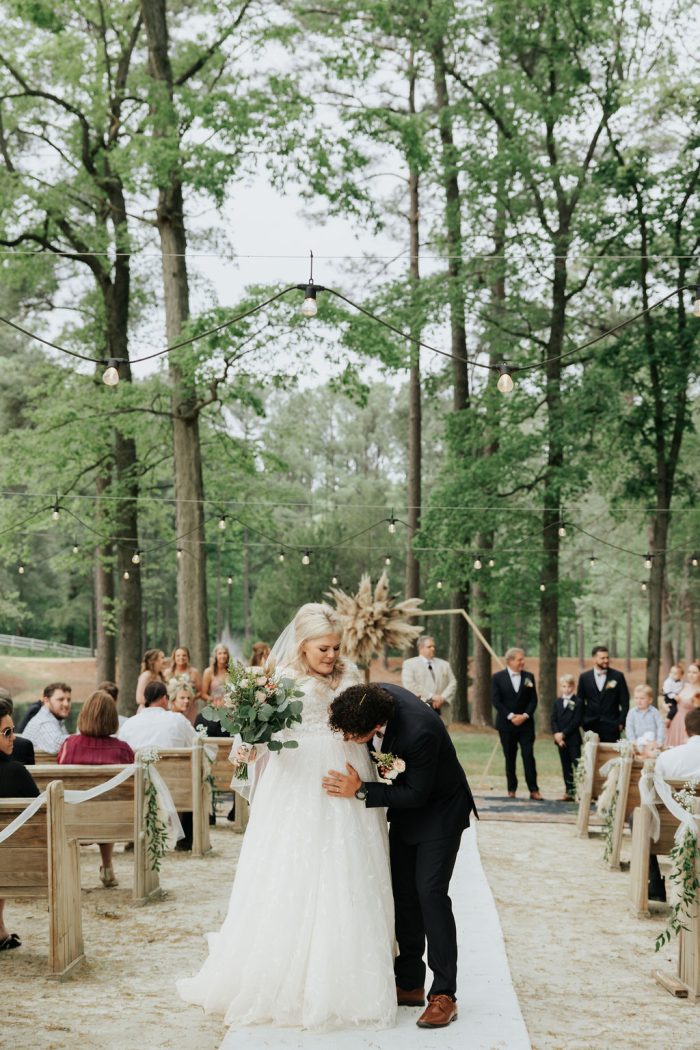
390, 827, 462, 997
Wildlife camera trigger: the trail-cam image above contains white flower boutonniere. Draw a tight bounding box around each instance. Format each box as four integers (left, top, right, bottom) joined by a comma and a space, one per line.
523, 678, 534, 688
606, 681, 617, 689
371, 751, 406, 784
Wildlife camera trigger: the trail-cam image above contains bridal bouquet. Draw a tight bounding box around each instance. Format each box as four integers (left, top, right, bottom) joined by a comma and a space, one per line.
201, 660, 304, 781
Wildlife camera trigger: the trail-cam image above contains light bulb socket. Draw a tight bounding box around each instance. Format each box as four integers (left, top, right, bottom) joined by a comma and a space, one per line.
278, 551, 285, 562
52, 504, 60, 520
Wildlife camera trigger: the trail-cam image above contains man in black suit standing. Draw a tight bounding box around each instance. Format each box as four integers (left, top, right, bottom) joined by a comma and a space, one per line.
323, 682, 477, 1031
577, 645, 629, 743
492, 647, 542, 800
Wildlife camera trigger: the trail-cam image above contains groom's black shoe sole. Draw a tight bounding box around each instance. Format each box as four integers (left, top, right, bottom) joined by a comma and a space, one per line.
396, 986, 426, 1007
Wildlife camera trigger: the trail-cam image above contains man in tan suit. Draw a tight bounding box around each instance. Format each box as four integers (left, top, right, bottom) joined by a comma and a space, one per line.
401, 636, 456, 726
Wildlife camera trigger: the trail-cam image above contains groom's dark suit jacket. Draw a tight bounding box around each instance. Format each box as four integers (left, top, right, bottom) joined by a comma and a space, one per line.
363, 683, 477, 844
577, 667, 629, 730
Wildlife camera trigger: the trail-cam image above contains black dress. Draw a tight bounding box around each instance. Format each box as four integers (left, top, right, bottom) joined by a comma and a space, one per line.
0, 752, 40, 797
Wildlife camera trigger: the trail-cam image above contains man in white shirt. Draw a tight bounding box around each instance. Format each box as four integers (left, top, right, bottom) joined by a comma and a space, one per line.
401, 636, 457, 726
656, 708, 700, 780
21, 682, 71, 755
491, 648, 542, 799
118, 680, 198, 751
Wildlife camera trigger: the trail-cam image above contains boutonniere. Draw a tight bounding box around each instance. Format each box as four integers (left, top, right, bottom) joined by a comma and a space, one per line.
523, 678, 534, 688
563, 698, 575, 710
606, 681, 617, 689
371, 751, 406, 784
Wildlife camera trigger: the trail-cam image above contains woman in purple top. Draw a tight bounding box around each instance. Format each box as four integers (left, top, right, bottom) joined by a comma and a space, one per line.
58, 690, 134, 888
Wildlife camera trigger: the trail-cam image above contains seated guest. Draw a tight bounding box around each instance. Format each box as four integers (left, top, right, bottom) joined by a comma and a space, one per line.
118, 681, 198, 751
0, 698, 40, 951
98, 680, 127, 728
625, 684, 665, 754
644, 708, 700, 902
168, 680, 197, 724
58, 690, 134, 887
550, 674, 584, 801
22, 682, 71, 755
0, 689, 34, 765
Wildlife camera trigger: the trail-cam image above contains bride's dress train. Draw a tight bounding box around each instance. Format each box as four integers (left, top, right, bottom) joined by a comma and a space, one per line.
177, 670, 397, 1031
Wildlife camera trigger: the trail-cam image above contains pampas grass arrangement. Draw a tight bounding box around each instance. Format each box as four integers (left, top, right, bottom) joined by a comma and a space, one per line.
328, 571, 423, 676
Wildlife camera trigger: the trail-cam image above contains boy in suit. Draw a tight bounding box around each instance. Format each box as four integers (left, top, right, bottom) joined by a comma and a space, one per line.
550, 674, 584, 801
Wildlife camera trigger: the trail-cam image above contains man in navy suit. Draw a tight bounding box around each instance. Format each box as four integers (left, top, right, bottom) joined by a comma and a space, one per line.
323, 682, 476, 1031
491, 647, 542, 799
577, 646, 630, 743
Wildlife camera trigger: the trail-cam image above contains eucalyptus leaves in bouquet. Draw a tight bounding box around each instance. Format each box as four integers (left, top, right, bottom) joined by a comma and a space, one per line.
201, 661, 304, 781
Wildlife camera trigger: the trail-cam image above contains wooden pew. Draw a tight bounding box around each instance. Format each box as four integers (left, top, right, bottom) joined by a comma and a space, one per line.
154, 739, 212, 856
629, 779, 700, 917
206, 737, 249, 833
576, 736, 621, 837
29, 761, 160, 904
34, 750, 58, 764
653, 823, 700, 1001
0, 780, 84, 978
606, 754, 647, 870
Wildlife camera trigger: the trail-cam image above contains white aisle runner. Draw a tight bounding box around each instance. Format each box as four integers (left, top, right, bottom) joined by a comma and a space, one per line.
219, 824, 530, 1050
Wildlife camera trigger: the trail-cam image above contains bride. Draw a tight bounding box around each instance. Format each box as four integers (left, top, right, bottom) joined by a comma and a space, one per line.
176, 603, 397, 1030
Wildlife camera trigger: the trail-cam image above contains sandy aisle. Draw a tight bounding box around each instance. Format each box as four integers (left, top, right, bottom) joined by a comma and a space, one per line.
478, 821, 697, 1050
6, 816, 697, 1050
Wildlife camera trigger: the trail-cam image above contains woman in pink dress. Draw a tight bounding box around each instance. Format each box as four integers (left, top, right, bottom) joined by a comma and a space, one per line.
666, 663, 700, 746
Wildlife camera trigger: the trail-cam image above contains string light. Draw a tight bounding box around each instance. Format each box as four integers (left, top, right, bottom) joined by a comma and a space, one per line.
644, 553, 653, 570
694, 283, 700, 318
218, 515, 227, 530
51, 504, 60, 521
558, 524, 567, 538
278, 550, 285, 563
102, 359, 120, 386
302, 550, 311, 565
227, 575, 233, 586
473, 555, 482, 570
436, 579, 443, 589
384, 554, 392, 566
539, 583, 546, 591
131, 550, 141, 565
72, 542, 79, 554
488, 557, 495, 568
331, 574, 339, 585
388, 516, 396, 535
18, 563, 25, 575
641, 581, 647, 592
496, 364, 514, 394
691, 554, 699, 567
589, 555, 597, 567
176, 548, 183, 559
122, 570, 130, 580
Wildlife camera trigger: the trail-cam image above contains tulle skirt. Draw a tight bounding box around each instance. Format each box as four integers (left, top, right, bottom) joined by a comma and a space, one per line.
177, 734, 397, 1030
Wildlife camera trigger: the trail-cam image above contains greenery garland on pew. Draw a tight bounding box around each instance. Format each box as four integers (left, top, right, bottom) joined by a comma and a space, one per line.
141, 750, 169, 873
655, 779, 700, 953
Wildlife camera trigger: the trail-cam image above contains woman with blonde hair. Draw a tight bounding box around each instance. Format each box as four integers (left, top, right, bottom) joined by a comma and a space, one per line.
178, 603, 396, 1031
201, 644, 231, 705
58, 690, 134, 887
667, 663, 700, 746
135, 649, 165, 712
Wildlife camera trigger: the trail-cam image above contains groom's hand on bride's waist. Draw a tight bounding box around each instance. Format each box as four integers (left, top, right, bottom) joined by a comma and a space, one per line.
322, 764, 361, 798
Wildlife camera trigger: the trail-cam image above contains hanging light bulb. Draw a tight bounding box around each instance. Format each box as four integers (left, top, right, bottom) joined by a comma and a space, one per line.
218, 515, 226, 531
302, 550, 311, 565
72, 542, 79, 554
641, 581, 647, 592
539, 582, 546, 592
176, 548, 183, 560
131, 550, 141, 565
227, 575, 233, 587
278, 550, 285, 563
488, 557, 495, 568
692, 554, 699, 568
436, 579, 443, 590
102, 359, 120, 386
300, 284, 318, 318
18, 563, 25, 575
123, 570, 130, 581
589, 555, 597, 568
52, 503, 60, 521
388, 516, 396, 534
558, 523, 567, 538
496, 364, 514, 394
644, 553, 653, 570
473, 555, 482, 570
331, 574, 339, 586
384, 554, 392, 566
693, 283, 700, 318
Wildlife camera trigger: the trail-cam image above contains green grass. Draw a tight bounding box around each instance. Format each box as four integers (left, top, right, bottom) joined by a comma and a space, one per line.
452, 729, 568, 795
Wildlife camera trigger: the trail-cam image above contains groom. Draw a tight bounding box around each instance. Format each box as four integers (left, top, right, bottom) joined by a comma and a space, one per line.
323, 682, 477, 1030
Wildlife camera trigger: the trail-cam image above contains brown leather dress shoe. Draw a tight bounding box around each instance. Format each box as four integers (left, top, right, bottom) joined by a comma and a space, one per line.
416, 994, 458, 1028
396, 984, 425, 1006
530, 791, 544, 800
507, 791, 516, 798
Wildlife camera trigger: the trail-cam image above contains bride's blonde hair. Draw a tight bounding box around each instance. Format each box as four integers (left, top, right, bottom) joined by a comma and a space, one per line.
289, 603, 345, 682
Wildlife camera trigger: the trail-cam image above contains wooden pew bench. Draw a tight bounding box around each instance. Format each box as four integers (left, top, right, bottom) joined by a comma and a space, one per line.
605, 753, 647, 870
0, 781, 84, 978
576, 735, 622, 837
629, 779, 700, 917
206, 737, 249, 834
30, 762, 160, 903
154, 739, 212, 856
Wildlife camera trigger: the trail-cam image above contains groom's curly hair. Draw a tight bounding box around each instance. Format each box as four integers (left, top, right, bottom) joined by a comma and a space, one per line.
328, 684, 395, 736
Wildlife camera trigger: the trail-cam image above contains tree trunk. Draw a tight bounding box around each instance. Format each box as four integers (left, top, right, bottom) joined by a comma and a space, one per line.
404, 147, 422, 605
141, 0, 209, 671
625, 603, 632, 673
94, 473, 116, 684
646, 512, 669, 695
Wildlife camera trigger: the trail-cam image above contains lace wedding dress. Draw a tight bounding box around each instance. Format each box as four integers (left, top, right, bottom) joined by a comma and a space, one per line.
176, 667, 397, 1031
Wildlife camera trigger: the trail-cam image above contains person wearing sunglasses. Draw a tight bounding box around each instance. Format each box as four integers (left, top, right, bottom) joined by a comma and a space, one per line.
0, 697, 40, 951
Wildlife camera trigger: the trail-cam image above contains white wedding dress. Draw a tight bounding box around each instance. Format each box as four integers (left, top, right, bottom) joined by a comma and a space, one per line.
177, 667, 397, 1031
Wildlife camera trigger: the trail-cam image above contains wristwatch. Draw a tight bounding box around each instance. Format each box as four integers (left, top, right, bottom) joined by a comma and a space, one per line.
355, 783, 369, 801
